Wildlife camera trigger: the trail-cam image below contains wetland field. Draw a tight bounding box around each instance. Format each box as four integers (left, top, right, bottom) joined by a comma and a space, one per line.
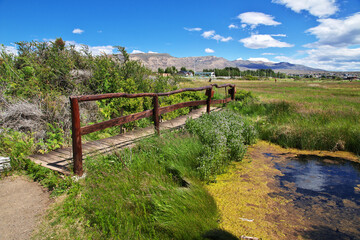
185, 79, 360, 239
182, 79, 360, 155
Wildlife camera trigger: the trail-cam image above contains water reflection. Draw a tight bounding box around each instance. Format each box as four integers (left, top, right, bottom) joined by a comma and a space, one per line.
265, 153, 360, 238
271, 154, 360, 202
294, 161, 326, 192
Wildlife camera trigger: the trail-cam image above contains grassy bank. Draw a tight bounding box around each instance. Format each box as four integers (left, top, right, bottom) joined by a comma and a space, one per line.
182, 79, 360, 155
34, 110, 256, 239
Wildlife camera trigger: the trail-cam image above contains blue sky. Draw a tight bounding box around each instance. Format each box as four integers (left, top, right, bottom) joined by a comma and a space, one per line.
1, 0, 360, 71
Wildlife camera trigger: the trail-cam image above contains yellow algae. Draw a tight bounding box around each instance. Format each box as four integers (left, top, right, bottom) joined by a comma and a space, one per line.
207, 141, 359, 239
354, 184, 360, 194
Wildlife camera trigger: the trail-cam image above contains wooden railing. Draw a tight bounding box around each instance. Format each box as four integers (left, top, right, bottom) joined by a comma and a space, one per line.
70, 84, 236, 176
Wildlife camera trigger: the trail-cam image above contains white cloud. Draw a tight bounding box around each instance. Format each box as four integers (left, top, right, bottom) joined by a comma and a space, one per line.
148, 51, 158, 53
228, 24, 238, 29
271, 34, 287, 37
72, 28, 84, 34
205, 48, 215, 53
131, 50, 144, 54
237, 12, 281, 29
88, 46, 114, 55
272, 0, 338, 18
212, 34, 223, 41
305, 12, 360, 47
2, 40, 114, 56
220, 36, 233, 42
65, 40, 114, 55
248, 57, 272, 62
184, 27, 202, 31
202, 30, 215, 39
262, 52, 276, 55
241, 24, 247, 28
239, 34, 294, 49
201, 30, 233, 42
1, 45, 18, 55
275, 46, 360, 71
236, 57, 243, 60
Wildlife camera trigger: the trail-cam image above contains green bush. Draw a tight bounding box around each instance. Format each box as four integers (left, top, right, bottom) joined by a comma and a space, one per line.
1, 40, 205, 155
0, 128, 36, 169
185, 110, 257, 181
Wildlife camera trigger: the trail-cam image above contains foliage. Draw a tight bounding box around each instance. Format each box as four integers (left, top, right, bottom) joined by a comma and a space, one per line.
0, 128, 73, 195
157, 67, 164, 73
0, 40, 204, 155
185, 110, 257, 181
0, 128, 36, 169
36, 132, 220, 239
165, 66, 178, 74
203, 67, 287, 78
234, 89, 258, 102
24, 159, 74, 195
38, 123, 67, 153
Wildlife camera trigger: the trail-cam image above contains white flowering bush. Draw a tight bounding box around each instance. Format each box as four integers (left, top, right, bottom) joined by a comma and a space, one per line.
185, 110, 257, 181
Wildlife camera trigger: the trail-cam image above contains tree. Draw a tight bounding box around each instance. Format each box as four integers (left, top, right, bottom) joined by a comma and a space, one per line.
54, 37, 65, 51
158, 68, 164, 74
180, 67, 187, 71
164, 66, 177, 74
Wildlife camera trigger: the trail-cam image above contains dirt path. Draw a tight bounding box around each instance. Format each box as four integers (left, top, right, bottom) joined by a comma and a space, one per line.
0, 176, 51, 240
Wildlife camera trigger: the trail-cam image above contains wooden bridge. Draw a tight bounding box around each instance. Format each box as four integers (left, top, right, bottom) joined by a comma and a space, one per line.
28, 84, 236, 176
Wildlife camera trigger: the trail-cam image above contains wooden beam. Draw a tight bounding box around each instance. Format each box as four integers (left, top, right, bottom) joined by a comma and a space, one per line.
159, 100, 207, 115
70, 97, 83, 176
81, 110, 153, 135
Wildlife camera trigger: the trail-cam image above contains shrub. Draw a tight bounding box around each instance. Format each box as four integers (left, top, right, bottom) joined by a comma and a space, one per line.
185, 110, 257, 181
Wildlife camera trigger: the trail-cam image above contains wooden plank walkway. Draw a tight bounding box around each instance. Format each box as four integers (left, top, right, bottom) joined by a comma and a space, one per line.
28, 106, 220, 175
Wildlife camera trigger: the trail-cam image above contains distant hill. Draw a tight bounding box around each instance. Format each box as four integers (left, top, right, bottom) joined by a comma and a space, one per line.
127, 53, 324, 74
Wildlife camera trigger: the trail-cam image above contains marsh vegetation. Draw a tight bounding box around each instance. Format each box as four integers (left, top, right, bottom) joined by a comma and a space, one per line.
1, 41, 359, 239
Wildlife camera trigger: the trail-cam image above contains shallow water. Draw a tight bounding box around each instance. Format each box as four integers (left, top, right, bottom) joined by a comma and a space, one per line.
268, 153, 360, 239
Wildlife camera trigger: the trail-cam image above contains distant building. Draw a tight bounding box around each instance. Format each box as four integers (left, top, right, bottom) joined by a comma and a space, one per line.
176, 70, 193, 77
194, 72, 215, 78
346, 76, 357, 81
159, 73, 171, 77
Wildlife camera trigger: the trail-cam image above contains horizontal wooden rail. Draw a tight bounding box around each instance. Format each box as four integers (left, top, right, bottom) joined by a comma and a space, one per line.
212, 97, 232, 105
70, 84, 236, 176
159, 100, 207, 115
73, 92, 157, 102
157, 86, 212, 96
81, 109, 154, 135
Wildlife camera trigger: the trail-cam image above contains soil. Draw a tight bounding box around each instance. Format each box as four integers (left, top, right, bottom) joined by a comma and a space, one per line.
0, 176, 51, 240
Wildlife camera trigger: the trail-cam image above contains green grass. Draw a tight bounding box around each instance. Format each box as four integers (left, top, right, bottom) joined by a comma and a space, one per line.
34, 110, 256, 239
180, 79, 360, 155
35, 132, 219, 239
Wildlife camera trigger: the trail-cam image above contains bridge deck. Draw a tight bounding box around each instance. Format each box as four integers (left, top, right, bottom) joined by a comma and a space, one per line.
28, 107, 219, 175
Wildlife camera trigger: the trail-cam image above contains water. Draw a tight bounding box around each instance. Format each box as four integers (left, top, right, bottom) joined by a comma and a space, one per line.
267, 153, 360, 239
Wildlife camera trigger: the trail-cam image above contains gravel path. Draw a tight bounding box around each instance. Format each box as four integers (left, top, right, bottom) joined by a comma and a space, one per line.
0, 176, 50, 240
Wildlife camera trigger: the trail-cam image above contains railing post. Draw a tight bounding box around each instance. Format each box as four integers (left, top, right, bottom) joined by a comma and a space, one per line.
228, 86, 236, 101
70, 97, 83, 176
206, 87, 213, 113
153, 94, 160, 135
231, 86, 236, 100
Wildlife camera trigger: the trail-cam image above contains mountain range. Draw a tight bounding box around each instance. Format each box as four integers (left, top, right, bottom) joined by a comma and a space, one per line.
127, 53, 324, 74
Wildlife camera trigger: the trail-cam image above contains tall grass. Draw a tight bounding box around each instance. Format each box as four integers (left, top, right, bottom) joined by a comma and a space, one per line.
228, 97, 360, 154
36, 111, 256, 239
183, 79, 360, 155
